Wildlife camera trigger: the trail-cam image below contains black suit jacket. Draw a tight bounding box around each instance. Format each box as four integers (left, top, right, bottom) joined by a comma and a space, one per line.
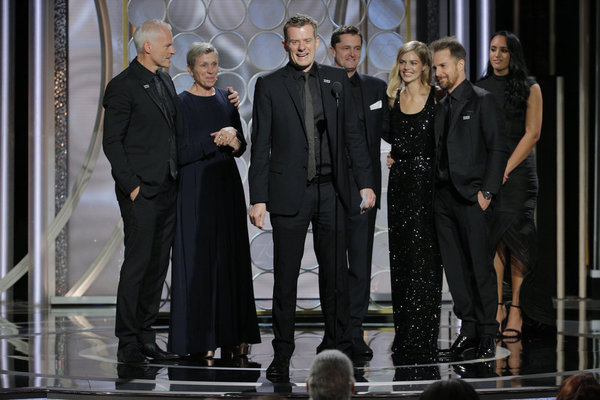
355, 73, 388, 208
434, 80, 508, 201
249, 63, 374, 215
103, 59, 181, 198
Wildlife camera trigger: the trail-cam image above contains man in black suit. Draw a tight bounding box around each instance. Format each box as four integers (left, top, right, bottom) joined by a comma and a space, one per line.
249, 14, 376, 382
430, 37, 508, 360
103, 19, 182, 363
329, 25, 388, 360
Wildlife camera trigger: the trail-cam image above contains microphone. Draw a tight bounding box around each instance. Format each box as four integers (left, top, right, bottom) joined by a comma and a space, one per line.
331, 81, 342, 99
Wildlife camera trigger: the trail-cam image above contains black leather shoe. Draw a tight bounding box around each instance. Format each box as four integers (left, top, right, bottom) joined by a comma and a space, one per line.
266, 355, 290, 383
117, 343, 147, 364
352, 339, 373, 360
475, 335, 496, 359
141, 342, 180, 360
438, 334, 479, 361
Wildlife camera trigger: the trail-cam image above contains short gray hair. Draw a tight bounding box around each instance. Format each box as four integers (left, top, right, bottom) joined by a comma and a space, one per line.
186, 42, 219, 68
307, 350, 354, 400
132, 19, 172, 54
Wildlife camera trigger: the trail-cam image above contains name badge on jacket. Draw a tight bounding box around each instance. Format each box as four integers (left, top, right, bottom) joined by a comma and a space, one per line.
370, 100, 382, 110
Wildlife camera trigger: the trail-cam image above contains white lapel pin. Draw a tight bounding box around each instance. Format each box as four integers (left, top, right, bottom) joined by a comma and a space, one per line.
323, 79, 330, 83
143, 84, 150, 89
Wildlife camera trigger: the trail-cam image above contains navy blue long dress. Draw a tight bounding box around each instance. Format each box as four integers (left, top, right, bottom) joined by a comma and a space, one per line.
168, 88, 260, 356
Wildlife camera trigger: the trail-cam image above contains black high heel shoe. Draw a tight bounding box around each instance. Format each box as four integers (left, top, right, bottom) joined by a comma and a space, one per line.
501, 304, 522, 342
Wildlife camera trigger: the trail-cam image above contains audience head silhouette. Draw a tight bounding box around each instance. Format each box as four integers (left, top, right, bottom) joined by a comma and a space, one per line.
419, 379, 479, 400
557, 373, 600, 400
306, 350, 355, 400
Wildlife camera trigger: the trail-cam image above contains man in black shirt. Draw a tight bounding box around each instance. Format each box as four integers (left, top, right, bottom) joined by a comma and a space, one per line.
430, 36, 507, 361
329, 25, 388, 359
249, 14, 376, 382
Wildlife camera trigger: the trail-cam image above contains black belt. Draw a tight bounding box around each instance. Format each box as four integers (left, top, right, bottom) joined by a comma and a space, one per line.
307, 174, 333, 185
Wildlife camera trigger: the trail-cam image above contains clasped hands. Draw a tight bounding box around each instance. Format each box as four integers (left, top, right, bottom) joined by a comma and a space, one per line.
210, 126, 241, 152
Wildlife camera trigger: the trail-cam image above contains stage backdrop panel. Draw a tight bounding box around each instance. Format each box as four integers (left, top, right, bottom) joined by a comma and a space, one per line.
67, 0, 413, 309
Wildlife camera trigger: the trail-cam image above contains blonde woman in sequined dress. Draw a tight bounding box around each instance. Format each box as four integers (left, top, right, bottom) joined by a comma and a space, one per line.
383, 41, 443, 363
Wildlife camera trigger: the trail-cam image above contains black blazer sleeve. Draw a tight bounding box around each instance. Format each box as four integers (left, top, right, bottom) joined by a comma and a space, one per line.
249, 76, 271, 205
341, 76, 374, 191
102, 79, 141, 195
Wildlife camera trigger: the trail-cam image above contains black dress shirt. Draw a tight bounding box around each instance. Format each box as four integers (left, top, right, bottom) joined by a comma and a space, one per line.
288, 63, 332, 178
436, 79, 469, 183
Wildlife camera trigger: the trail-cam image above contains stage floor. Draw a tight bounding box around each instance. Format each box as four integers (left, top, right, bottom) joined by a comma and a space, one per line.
0, 300, 598, 399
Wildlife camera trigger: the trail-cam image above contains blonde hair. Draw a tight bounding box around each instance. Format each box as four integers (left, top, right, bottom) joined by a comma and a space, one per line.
386, 41, 432, 100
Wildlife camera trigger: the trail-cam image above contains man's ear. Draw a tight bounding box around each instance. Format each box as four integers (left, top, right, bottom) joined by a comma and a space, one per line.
457, 58, 465, 72
282, 40, 288, 52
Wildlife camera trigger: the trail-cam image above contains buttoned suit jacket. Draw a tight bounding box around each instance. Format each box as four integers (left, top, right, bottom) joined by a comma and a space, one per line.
103, 60, 182, 198
434, 80, 508, 202
249, 63, 374, 215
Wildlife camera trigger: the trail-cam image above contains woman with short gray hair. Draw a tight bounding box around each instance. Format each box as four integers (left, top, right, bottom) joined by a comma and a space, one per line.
168, 42, 260, 359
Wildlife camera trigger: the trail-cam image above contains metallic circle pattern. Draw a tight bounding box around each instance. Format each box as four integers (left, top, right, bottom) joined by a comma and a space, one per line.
247, 72, 269, 104
216, 72, 247, 106
375, 190, 388, 231
171, 32, 205, 71
167, 0, 207, 32
207, 0, 247, 31
315, 33, 331, 64
246, 119, 252, 143
367, 31, 404, 70
379, 149, 391, 193
370, 269, 392, 309
235, 151, 249, 184
286, 0, 328, 26
127, 38, 137, 62
327, 0, 367, 28
374, 70, 390, 82
127, 0, 167, 28
296, 270, 321, 310
247, 32, 287, 71
368, 0, 406, 30
250, 231, 274, 270
372, 231, 389, 269
248, 0, 286, 30
210, 32, 247, 71
172, 72, 193, 95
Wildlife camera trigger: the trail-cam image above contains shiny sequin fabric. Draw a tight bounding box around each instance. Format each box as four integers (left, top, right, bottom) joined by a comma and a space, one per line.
387, 87, 443, 360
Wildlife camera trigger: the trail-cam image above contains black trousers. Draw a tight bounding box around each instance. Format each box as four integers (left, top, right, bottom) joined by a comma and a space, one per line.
115, 181, 177, 349
434, 183, 498, 338
270, 181, 351, 357
345, 173, 377, 341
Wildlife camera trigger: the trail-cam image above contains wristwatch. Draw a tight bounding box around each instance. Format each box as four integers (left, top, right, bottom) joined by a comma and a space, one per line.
481, 190, 493, 200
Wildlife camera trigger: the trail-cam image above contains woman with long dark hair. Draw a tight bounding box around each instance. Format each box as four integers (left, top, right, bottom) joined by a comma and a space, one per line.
477, 31, 553, 339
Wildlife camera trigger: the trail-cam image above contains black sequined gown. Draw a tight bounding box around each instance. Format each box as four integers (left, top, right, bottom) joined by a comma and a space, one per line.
386, 87, 442, 360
